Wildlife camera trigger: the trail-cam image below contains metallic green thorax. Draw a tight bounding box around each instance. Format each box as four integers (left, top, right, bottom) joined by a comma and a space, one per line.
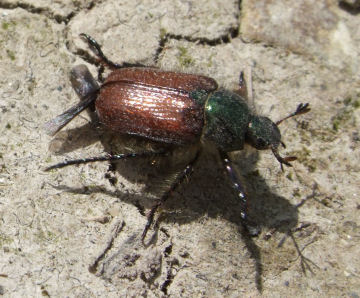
203, 89, 251, 152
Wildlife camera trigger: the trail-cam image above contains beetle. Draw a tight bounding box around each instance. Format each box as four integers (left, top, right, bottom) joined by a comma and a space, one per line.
44, 33, 310, 240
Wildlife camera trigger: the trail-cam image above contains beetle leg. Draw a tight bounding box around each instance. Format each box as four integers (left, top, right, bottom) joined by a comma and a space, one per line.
44, 65, 101, 136
43, 90, 99, 136
80, 33, 146, 69
235, 71, 248, 99
142, 149, 201, 242
234, 68, 256, 113
220, 151, 260, 236
70, 64, 100, 100
45, 150, 167, 171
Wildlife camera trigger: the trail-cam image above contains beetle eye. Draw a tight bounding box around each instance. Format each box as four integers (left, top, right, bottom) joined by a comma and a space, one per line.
256, 137, 266, 148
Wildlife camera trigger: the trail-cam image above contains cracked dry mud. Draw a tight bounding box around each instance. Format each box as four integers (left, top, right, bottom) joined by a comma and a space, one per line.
0, 0, 359, 297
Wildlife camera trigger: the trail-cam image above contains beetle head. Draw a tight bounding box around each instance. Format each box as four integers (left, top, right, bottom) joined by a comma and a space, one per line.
246, 102, 310, 170
246, 115, 297, 170
246, 116, 281, 150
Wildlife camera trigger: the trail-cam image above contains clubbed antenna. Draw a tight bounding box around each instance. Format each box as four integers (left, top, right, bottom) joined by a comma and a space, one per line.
276, 103, 310, 126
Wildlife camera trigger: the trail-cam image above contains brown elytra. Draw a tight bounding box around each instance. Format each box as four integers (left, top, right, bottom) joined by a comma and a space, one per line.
96, 68, 218, 144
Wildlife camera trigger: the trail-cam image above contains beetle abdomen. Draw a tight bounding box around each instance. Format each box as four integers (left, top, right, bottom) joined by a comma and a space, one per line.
96, 68, 218, 145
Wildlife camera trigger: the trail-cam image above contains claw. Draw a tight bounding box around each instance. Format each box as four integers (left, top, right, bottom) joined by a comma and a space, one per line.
271, 146, 297, 171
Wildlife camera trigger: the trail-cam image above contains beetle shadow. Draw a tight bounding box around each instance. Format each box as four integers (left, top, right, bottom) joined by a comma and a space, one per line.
47, 121, 191, 211
47, 123, 301, 292
48, 123, 101, 155
161, 148, 300, 233
154, 148, 301, 291
49, 125, 301, 233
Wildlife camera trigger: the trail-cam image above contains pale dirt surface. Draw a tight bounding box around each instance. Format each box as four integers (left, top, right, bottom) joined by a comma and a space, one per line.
0, 0, 359, 297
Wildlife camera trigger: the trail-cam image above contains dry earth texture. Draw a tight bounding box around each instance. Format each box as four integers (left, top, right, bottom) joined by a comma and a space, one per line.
0, 0, 359, 297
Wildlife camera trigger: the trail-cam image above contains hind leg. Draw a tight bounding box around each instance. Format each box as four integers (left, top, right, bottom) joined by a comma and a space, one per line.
142, 149, 201, 242
80, 33, 147, 70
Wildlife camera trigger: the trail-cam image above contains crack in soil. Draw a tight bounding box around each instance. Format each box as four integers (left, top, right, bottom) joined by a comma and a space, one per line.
0, 1, 75, 23
154, 27, 240, 64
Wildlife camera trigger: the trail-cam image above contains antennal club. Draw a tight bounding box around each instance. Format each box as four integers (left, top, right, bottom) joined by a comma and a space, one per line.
276, 103, 310, 126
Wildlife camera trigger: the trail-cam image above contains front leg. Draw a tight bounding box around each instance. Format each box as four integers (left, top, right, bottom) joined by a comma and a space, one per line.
220, 151, 260, 236
234, 71, 248, 99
